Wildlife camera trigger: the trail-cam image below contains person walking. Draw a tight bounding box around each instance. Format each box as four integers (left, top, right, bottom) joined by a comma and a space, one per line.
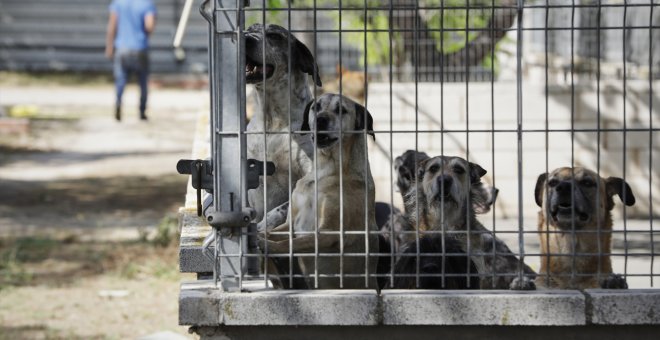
105, 0, 156, 121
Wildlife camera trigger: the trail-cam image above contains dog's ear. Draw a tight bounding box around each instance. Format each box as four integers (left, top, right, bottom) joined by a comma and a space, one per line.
471, 183, 499, 214
300, 99, 314, 132
468, 162, 487, 184
354, 103, 375, 140
605, 177, 636, 207
294, 40, 322, 87
534, 173, 548, 207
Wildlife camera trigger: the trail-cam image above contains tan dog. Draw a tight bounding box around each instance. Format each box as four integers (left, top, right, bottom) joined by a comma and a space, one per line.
203, 24, 320, 266
534, 167, 635, 289
259, 93, 379, 289
406, 156, 536, 289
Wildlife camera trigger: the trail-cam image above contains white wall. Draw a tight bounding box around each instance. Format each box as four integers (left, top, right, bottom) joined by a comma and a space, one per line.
365, 80, 660, 220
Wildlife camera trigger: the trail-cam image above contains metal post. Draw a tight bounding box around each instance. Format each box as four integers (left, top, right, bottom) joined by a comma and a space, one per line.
203, 0, 247, 291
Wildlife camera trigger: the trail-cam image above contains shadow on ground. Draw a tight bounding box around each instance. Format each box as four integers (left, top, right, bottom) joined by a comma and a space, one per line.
0, 173, 187, 230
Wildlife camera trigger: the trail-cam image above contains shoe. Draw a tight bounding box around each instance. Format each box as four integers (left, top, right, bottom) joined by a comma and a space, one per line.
140, 109, 147, 121
115, 106, 121, 121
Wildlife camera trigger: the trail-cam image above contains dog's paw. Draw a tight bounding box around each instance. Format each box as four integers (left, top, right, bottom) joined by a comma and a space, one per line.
256, 233, 287, 253
257, 202, 290, 233
256, 233, 268, 251
256, 220, 267, 233
509, 276, 536, 291
600, 273, 628, 289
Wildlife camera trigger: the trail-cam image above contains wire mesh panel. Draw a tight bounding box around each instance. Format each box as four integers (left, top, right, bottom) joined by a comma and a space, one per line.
200, 0, 660, 292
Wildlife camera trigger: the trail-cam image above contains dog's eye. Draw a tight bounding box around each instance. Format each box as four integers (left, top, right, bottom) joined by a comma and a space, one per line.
334, 105, 349, 115
428, 165, 439, 173
548, 179, 559, 187
452, 166, 465, 175
580, 179, 595, 187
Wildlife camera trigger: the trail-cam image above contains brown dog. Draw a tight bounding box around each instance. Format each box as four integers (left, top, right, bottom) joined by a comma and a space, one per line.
259, 93, 379, 289
534, 167, 635, 289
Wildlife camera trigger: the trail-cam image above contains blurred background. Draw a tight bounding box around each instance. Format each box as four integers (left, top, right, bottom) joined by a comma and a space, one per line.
0, 0, 208, 338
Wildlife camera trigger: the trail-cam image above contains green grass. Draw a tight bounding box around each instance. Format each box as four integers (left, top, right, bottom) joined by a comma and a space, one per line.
152, 214, 180, 248
0, 231, 181, 289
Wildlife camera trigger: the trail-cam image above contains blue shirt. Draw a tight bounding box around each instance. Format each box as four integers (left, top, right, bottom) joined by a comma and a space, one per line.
109, 0, 157, 50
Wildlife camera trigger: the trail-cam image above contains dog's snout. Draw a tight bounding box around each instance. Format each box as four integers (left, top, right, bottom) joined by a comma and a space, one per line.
245, 35, 258, 49
556, 181, 572, 194
316, 116, 330, 130
245, 31, 265, 47
245, 31, 260, 40
437, 175, 453, 191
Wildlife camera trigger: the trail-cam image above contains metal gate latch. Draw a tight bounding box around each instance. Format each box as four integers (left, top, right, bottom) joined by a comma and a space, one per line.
246, 159, 275, 189
176, 159, 213, 216
177, 159, 274, 217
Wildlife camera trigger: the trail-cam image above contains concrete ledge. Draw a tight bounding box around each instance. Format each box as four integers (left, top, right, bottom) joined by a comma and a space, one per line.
179, 208, 213, 273
180, 281, 603, 327
217, 289, 379, 326
586, 289, 660, 325
179, 281, 221, 326
181, 281, 380, 326
181, 281, 660, 328
382, 290, 585, 326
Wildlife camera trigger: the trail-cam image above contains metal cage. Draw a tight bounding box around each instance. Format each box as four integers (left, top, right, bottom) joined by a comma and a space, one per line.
184, 0, 660, 292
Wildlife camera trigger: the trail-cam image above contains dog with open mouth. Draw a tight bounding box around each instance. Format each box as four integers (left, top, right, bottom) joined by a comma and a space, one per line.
243, 23, 322, 228
259, 93, 380, 289
202, 23, 321, 288
404, 155, 536, 289
534, 167, 634, 289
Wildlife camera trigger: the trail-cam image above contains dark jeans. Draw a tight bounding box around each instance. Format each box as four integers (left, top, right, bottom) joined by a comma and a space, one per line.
113, 49, 149, 115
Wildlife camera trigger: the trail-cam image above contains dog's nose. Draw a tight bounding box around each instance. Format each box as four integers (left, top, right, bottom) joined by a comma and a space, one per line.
437, 175, 453, 191
556, 181, 572, 194
245, 34, 257, 50
316, 116, 329, 130
245, 34, 259, 49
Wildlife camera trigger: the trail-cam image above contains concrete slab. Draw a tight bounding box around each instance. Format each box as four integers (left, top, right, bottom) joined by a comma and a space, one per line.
179, 208, 213, 273
179, 281, 222, 326
180, 282, 602, 327
586, 289, 660, 325
179, 282, 381, 326
218, 289, 379, 326
382, 290, 586, 326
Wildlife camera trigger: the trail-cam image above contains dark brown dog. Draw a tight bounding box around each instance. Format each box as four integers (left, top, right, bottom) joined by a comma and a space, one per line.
405, 155, 535, 289
381, 150, 499, 255
534, 167, 635, 289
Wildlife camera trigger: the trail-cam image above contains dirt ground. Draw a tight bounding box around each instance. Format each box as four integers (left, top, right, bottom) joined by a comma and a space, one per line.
0, 73, 206, 339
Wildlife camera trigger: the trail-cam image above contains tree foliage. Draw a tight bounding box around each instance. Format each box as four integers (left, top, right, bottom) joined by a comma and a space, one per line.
247, 0, 512, 69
